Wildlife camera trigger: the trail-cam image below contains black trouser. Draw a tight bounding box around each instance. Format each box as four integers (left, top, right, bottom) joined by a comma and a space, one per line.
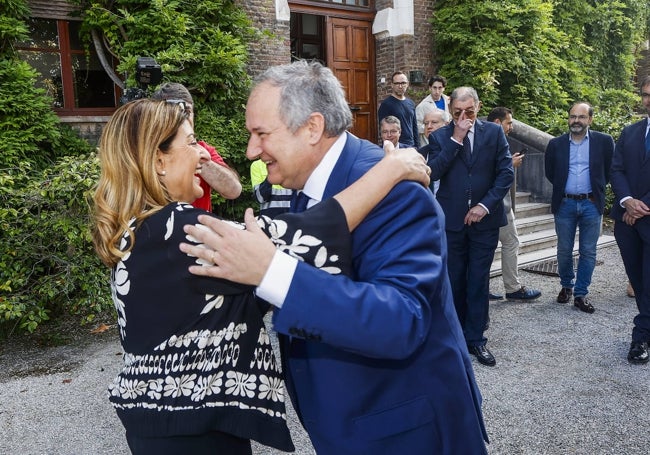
126, 430, 252, 455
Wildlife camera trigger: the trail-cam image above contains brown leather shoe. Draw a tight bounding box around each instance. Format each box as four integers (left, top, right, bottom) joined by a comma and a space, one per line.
557, 287, 573, 303
574, 296, 595, 314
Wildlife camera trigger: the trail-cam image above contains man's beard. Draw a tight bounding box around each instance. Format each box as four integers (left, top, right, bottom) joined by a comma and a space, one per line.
570, 123, 586, 134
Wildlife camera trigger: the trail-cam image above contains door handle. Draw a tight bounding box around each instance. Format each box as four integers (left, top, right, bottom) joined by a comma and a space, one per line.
349, 105, 361, 111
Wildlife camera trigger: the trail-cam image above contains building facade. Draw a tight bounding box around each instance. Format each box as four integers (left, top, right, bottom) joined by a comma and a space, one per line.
23, 0, 436, 142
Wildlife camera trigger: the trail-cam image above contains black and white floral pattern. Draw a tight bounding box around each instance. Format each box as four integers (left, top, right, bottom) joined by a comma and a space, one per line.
107, 200, 350, 450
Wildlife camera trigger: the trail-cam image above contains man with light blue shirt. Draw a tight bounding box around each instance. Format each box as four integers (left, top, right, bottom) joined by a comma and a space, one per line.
545, 102, 614, 313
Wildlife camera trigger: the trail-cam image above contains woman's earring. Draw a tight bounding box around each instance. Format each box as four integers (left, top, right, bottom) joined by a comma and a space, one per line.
159, 170, 167, 176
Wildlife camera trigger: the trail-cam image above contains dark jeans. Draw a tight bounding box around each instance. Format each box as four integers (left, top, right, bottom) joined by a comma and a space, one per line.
554, 198, 601, 297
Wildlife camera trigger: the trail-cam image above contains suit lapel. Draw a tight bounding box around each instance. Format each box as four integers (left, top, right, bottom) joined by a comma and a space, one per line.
468, 120, 484, 167
447, 122, 472, 168
640, 122, 650, 165
323, 132, 360, 199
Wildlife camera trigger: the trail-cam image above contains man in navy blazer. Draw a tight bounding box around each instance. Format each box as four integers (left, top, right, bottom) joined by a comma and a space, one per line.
182, 61, 488, 454
545, 102, 614, 314
610, 76, 650, 364
423, 87, 514, 367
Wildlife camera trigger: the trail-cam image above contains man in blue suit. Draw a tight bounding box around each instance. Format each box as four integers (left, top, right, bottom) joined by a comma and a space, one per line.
423, 87, 514, 367
182, 61, 488, 454
545, 102, 614, 314
610, 76, 650, 364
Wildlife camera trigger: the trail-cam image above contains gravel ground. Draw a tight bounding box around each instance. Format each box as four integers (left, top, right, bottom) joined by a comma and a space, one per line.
1, 241, 649, 455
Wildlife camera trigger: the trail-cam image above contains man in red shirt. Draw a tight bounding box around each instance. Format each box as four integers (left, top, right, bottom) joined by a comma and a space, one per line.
152, 83, 241, 211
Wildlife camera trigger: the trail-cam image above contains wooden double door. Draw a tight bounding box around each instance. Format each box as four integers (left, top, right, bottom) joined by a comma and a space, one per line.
291, 13, 376, 141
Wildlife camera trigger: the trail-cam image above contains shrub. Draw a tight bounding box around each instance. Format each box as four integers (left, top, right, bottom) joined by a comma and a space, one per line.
0, 154, 111, 335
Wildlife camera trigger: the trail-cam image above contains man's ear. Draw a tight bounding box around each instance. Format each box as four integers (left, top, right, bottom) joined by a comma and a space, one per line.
476, 101, 483, 113
306, 112, 326, 144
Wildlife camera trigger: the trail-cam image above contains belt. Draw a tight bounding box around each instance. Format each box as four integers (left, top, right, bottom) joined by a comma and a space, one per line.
564, 192, 593, 200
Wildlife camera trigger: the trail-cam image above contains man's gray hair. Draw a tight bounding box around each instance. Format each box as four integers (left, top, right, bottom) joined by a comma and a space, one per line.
450, 86, 480, 105
255, 60, 352, 137
381, 115, 401, 129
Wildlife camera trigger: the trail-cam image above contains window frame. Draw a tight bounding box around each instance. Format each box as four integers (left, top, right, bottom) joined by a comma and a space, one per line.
16, 18, 119, 117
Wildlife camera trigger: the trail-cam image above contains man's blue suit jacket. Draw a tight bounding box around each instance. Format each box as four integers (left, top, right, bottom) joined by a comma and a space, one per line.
272, 133, 488, 454
610, 118, 650, 223
424, 119, 513, 231
544, 130, 614, 215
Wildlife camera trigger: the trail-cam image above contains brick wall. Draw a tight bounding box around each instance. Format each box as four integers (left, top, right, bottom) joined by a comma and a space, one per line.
238, 0, 291, 78
374, 0, 435, 105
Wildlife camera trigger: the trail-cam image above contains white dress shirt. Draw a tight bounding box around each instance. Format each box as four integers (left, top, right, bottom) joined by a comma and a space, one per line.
256, 134, 347, 307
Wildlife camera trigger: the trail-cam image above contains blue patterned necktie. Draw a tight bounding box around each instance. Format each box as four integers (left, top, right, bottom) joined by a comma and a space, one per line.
645, 130, 650, 161
290, 190, 310, 213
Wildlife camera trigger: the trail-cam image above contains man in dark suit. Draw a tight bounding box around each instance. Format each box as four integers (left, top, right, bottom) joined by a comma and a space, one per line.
545, 102, 614, 314
423, 87, 514, 367
181, 61, 488, 453
610, 76, 650, 364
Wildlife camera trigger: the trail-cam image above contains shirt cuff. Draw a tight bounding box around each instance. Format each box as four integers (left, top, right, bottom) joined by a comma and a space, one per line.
255, 250, 298, 308
478, 202, 490, 214
451, 136, 462, 146
620, 196, 632, 208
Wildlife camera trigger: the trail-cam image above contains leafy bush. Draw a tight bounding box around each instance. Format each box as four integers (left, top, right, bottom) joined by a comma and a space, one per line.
432, 0, 650, 132
0, 0, 258, 336
0, 58, 62, 169
77, 0, 258, 217
0, 154, 111, 335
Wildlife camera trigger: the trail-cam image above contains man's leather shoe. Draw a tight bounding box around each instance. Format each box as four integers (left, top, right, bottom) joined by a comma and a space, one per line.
489, 292, 503, 300
627, 341, 649, 365
557, 287, 573, 303
573, 296, 595, 314
468, 345, 496, 366
506, 286, 541, 301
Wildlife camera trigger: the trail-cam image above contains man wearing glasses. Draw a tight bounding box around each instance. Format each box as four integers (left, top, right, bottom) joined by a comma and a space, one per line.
423, 87, 514, 367
379, 115, 410, 149
378, 72, 419, 147
545, 102, 614, 314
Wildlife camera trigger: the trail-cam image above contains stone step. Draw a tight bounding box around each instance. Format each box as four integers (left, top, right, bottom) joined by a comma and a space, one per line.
514, 191, 532, 205
514, 201, 551, 218
493, 228, 558, 262
514, 213, 555, 235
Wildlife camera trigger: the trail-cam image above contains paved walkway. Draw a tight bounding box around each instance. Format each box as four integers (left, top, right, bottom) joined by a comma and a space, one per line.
1, 243, 649, 454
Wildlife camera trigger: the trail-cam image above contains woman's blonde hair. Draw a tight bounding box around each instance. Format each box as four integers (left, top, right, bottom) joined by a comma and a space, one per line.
92, 99, 188, 267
